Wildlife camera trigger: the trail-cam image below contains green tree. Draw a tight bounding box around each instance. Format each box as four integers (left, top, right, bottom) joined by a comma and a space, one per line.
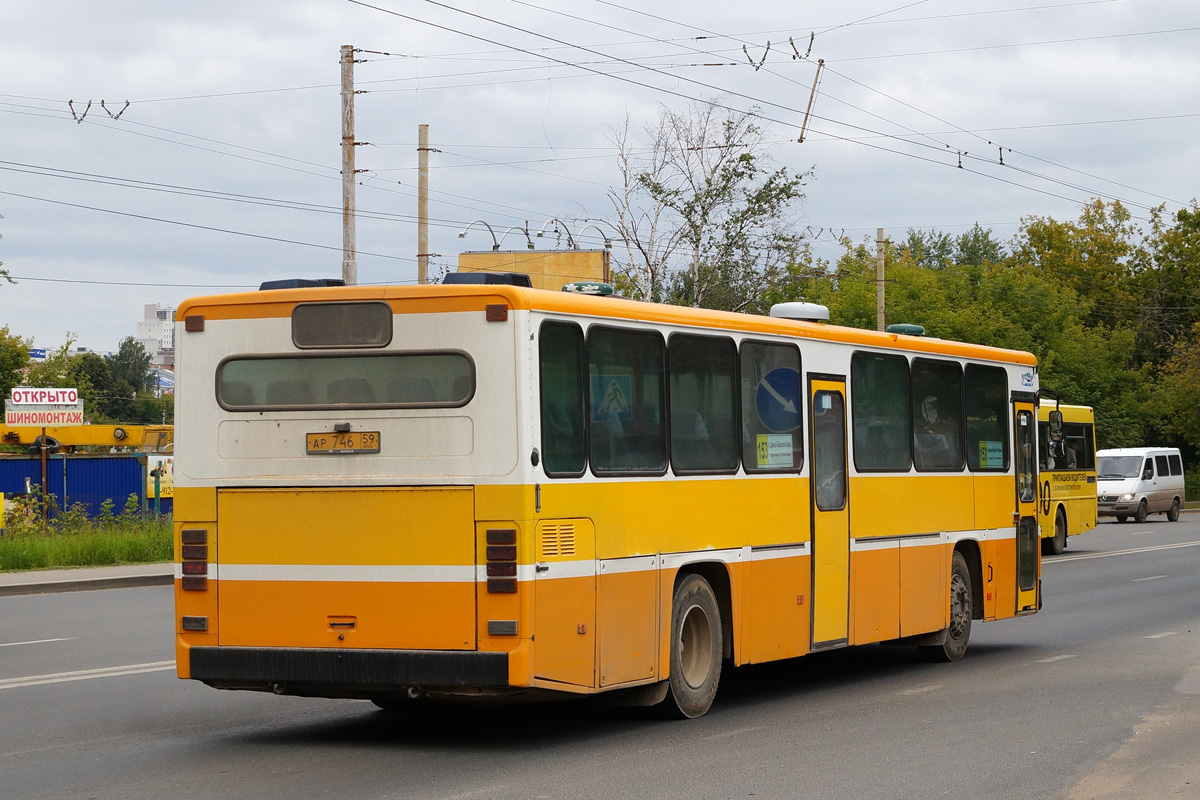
66, 352, 116, 421
1009, 200, 1143, 333
902, 229, 954, 270
1156, 321, 1200, 448
0, 325, 30, 402
24, 335, 79, 388
771, 219, 1149, 450
107, 336, 152, 393
954, 223, 1006, 267
1138, 203, 1200, 365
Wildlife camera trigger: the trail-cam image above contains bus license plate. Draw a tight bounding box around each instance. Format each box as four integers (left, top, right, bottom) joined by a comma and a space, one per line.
306, 431, 381, 454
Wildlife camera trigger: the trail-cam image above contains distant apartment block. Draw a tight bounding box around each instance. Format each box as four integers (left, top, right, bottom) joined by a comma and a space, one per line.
137, 303, 176, 370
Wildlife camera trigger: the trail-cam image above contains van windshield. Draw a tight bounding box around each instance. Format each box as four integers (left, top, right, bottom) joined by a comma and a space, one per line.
1097, 456, 1142, 479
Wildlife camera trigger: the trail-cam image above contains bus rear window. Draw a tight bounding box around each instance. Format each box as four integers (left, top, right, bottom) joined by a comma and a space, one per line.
217, 352, 474, 410
292, 301, 392, 348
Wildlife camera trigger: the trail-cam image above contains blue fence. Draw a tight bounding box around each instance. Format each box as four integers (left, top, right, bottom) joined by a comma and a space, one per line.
0, 454, 148, 517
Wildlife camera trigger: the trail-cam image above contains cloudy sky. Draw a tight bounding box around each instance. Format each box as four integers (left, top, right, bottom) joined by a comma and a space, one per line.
2, 0, 1198, 351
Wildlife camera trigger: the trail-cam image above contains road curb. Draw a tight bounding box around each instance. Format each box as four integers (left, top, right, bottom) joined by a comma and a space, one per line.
0, 571, 173, 597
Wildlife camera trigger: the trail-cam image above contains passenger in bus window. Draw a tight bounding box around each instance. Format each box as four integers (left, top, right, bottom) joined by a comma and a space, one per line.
914, 395, 955, 467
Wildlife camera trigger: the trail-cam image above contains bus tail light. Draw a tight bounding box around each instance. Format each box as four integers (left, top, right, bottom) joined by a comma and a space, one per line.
486, 528, 517, 593
181, 528, 208, 591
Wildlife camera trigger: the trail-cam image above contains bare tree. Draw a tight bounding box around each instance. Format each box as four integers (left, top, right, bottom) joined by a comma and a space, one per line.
606, 114, 678, 303
607, 100, 809, 312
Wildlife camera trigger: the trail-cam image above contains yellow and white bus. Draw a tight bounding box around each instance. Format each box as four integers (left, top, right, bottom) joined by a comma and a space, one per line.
1036, 404, 1098, 555
172, 280, 1044, 718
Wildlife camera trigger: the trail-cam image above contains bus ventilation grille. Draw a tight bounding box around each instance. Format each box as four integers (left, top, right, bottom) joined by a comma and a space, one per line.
541, 523, 577, 558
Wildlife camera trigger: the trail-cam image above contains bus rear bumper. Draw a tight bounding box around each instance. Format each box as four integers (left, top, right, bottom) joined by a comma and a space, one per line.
189, 646, 509, 696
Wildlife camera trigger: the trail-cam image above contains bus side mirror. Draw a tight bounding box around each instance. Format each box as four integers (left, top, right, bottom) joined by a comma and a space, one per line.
1047, 410, 1064, 442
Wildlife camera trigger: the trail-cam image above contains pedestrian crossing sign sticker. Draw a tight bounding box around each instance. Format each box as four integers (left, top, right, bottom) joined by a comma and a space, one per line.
591, 374, 633, 421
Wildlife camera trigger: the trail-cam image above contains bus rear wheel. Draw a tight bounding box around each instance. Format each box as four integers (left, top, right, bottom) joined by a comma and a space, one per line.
920, 551, 972, 663
664, 573, 723, 719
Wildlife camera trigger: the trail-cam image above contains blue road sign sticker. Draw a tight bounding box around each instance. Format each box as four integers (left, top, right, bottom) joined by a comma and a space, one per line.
591, 373, 633, 422
756, 368, 801, 432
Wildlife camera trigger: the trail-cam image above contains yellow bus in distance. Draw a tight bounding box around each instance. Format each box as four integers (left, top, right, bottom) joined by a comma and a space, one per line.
1037, 404, 1098, 554
172, 279, 1044, 718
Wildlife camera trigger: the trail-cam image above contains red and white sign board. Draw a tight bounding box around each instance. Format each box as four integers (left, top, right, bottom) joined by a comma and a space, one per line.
5, 388, 84, 426
10, 388, 79, 405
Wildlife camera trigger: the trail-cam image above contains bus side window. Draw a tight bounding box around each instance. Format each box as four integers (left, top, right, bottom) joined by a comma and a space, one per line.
911, 358, 964, 471
588, 326, 666, 475
964, 364, 1008, 471
740, 341, 803, 473
851, 351, 911, 472
669, 334, 738, 474
538, 321, 587, 477
1142, 459, 1154, 480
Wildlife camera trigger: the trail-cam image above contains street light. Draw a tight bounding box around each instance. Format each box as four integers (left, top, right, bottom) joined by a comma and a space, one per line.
579, 224, 612, 249
500, 223, 535, 249
536, 217, 576, 249
458, 219, 499, 251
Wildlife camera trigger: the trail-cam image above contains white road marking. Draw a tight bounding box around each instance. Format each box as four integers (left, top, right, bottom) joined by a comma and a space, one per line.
1048, 540, 1200, 564
897, 684, 943, 696
0, 661, 175, 690
1145, 632, 1178, 639
0, 637, 73, 648
1036, 655, 1078, 663
1130, 575, 1166, 582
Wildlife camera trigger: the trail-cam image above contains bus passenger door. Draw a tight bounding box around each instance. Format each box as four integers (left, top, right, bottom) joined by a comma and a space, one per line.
1014, 404, 1040, 613
810, 378, 850, 647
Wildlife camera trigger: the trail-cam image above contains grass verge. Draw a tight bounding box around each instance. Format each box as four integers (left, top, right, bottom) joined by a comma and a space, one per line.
1, 494, 172, 572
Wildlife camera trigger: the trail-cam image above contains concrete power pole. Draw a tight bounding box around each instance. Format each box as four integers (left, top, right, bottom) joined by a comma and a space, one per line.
340, 44, 358, 286
876, 228, 885, 331
417, 124, 430, 285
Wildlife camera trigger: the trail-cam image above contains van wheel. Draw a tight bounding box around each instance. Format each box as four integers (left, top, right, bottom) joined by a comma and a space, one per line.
1134, 500, 1148, 524
1116, 515, 1127, 523
919, 551, 972, 663
663, 574, 723, 719
1167, 498, 1181, 522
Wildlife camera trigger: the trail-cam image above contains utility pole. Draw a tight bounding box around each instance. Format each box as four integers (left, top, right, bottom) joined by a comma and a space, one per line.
876, 228, 886, 331
340, 44, 358, 286
417, 124, 430, 285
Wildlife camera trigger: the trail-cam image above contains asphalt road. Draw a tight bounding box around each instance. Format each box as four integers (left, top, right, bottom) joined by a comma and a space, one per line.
2, 517, 1198, 800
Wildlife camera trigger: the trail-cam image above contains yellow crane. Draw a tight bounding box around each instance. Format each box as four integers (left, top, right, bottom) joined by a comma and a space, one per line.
0, 424, 173, 453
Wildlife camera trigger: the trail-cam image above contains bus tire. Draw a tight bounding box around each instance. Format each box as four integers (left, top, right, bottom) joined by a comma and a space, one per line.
1116, 515, 1127, 523
1049, 508, 1066, 555
1134, 500, 1148, 524
1167, 498, 1181, 522
663, 573, 723, 719
920, 551, 972, 663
